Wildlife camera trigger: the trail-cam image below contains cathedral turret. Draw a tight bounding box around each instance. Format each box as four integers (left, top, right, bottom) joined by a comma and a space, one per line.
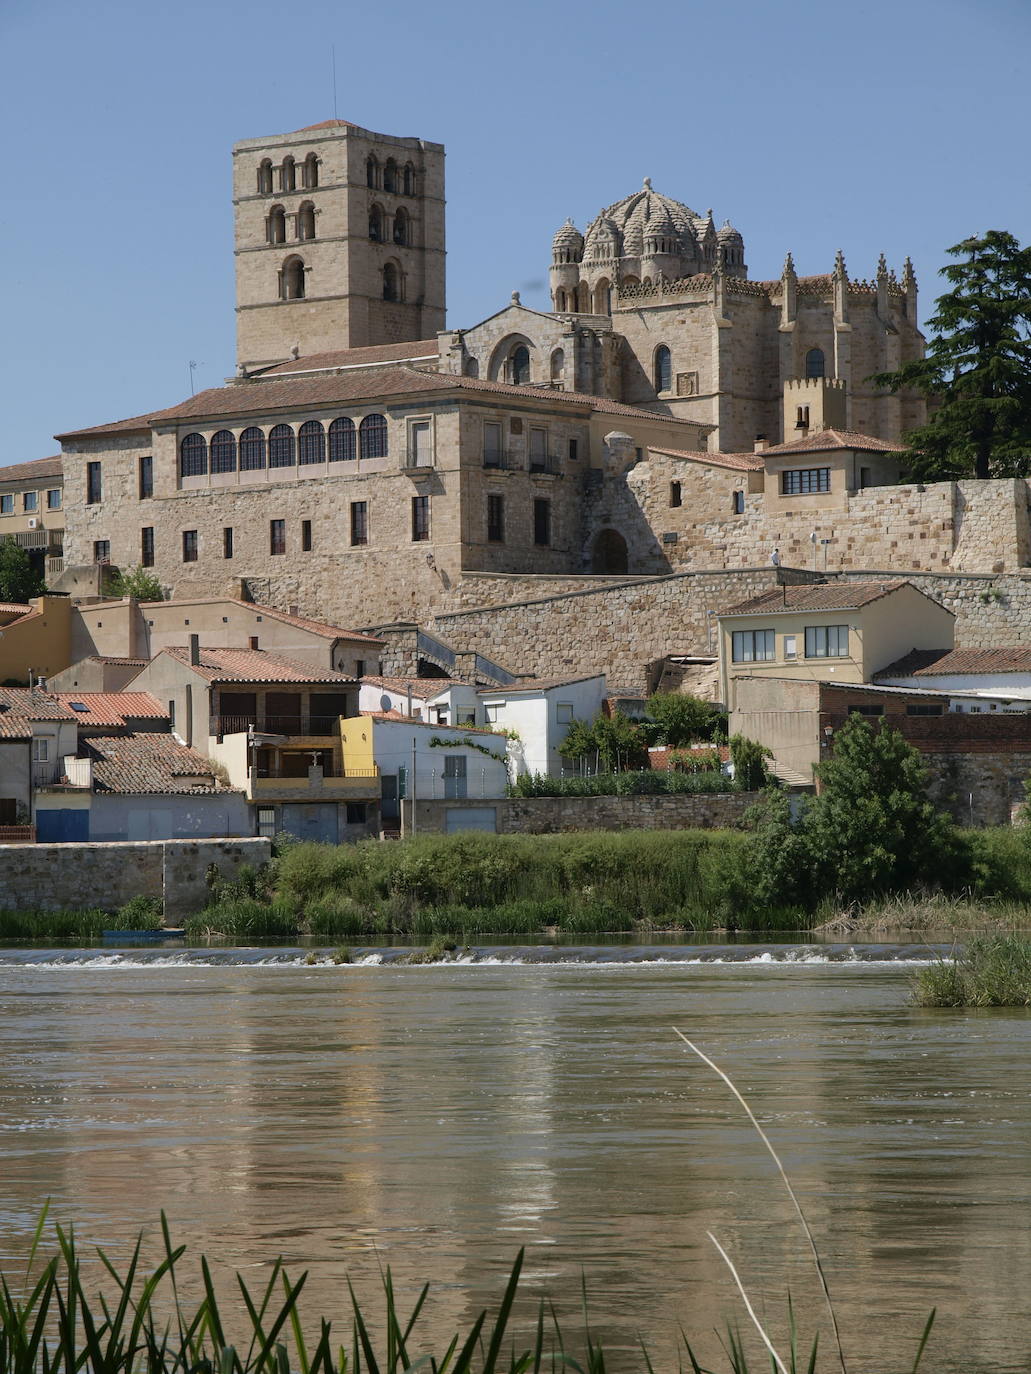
902, 255, 918, 320
550, 218, 583, 311
780, 250, 797, 325
717, 221, 747, 277
640, 199, 682, 281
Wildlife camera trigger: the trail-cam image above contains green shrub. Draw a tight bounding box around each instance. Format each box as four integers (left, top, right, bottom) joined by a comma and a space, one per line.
914, 934, 1031, 1006
107, 894, 163, 930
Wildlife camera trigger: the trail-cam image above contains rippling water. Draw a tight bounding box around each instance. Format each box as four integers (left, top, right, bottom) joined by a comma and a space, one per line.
0, 941, 1028, 1372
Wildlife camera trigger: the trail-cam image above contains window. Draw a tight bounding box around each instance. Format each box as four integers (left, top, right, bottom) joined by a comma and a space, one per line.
511, 345, 531, 385
393, 208, 408, 245
346, 802, 367, 825
484, 703, 502, 723
796, 405, 810, 429
270, 519, 286, 555
483, 422, 503, 467
47, 488, 62, 510
784, 635, 797, 659
303, 153, 318, 189
359, 413, 388, 459
329, 417, 356, 462
369, 204, 383, 240
906, 702, 944, 716
297, 201, 316, 240
849, 703, 884, 717
141, 527, 155, 567
32, 738, 49, 763
268, 205, 286, 244
654, 345, 672, 393
87, 461, 102, 504
487, 494, 504, 543
281, 256, 305, 300
269, 424, 296, 468
179, 434, 207, 479
443, 754, 467, 799
0, 495, 11, 514
529, 428, 548, 471
859, 466, 872, 489
408, 419, 432, 467
556, 703, 574, 724
383, 159, 397, 192
669, 481, 682, 508
403, 163, 414, 195
550, 348, 565, 382
805, 625, 849, 658
281, 156, 295, 192
731, 629, 775, 663
138, 455, 153, 499
533, 498, 551, 546
350, 501, 368, 546
366, 156, 378, 188
298, 420, 326, 465
210, 430, 237, 474
257, 806, 276, 839
223, 527, 234, 559
21, 491, 37, 512
301, 519, 312, 551
383, 262, 399, 301
411, 495, 430, 542
182, 530, 198, 562
569, 438, 579, 462
93, 539, 110, 563
733, 490, 745, 514
805, 348, 826, 379
240, 426, 266, 470
257, 159, 273, 195
782, 467, 830, 495
354, 659, 365, 678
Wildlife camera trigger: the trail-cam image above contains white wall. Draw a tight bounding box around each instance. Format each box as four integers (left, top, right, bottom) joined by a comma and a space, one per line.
88, 792, 251, 841
358, 681, 479, 725
370, 720, 510, 799
479, 677, 607, 776
0, 742, 30, 811
879, 671, 1031, 701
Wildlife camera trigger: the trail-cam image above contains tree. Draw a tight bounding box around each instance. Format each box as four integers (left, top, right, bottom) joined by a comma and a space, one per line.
104, 565, 165, 600
558, 712, 649, 772
729, 734, 773, 790
872, 231, 1031, 480
645, 691, 722, 746
0, 540, 45, 603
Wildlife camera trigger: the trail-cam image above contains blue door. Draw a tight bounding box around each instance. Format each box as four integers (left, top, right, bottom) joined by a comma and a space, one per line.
36, 809, 89, 843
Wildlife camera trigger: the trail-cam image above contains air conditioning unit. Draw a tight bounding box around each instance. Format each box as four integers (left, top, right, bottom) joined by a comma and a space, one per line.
27, 518, 38, 529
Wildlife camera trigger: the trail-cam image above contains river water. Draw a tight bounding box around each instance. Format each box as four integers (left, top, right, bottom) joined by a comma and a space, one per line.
0, 940, 1029, 1372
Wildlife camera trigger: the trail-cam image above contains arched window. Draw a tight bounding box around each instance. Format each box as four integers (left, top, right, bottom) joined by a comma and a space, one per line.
383, 262, 399, 301
268, 205, 286, 244
281, 257, 305, 300
210, 430, 237, 474
464, 357, 479, 378
555, 288, 567, 311
269, 424, 296, 468
806, 348, 826, 379
240, 427, 266, 470
303, 152, 319, 188
576, 282, 589, 312
329, 417, 356, 462
393, 208, 408, 245
594, 279, 611, 314
366, 156, 378, 188
359, 413, 388, 460
550, 348, 565, 382
511, 345, 531, 385
383, 159, 397, 192
281, 156, 296, 192
654, 345, 672, 393
297, 202, 316, 241
369, 205, 384, 241
180, 433, 207, 478
403, 163, 414, 195
257, 159, 274, 195
298, 420, 326, 465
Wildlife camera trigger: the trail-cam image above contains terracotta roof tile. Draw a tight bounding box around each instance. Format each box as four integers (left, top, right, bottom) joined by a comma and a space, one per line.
763, 428, 906, 456
0, 688, 78, 738
361, 675, 455, 699
297, 119, 352, 130
0, 602, 33, 616
651, 446, 764, 472
876, 647, 1031, 678
720, 580, 936, 616
0, 455, 62, 484
85, 734, 240, 795
161, 646, 358, 684
262, 340, 440, 375
50, 692, 168, 726
84, 656, 149, 667
477, 674, 604, 695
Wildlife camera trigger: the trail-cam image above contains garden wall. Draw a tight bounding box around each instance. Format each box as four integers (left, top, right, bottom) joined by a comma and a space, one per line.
405, 792, 759, 835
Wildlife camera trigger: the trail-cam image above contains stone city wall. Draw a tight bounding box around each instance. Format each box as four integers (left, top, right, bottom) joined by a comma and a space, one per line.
920, 752, 1028, 829
405, 791, 758, 835
0, 838, 270, 920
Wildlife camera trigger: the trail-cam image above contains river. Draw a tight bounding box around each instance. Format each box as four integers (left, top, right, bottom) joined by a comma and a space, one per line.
0, 940, 1028, 1372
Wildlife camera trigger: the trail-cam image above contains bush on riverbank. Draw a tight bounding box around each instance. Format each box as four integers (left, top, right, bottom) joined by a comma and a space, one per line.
0, 895, 163, 940
914, 934, 1031, 1006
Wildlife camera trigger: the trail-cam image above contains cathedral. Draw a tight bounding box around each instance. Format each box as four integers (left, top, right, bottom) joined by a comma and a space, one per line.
55, 118, 929, 628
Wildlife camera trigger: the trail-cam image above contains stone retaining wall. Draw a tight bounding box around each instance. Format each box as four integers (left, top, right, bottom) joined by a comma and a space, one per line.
0, 838, 271, 920
405, 792, 758, 834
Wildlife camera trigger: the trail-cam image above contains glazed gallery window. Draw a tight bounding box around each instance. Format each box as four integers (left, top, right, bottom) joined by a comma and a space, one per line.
782, 467, 830, 495
731, 629, 775, 663
805, 625, 849, 658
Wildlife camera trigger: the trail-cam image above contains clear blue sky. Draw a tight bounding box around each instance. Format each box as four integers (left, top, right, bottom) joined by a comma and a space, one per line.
2, 0, 1028, 461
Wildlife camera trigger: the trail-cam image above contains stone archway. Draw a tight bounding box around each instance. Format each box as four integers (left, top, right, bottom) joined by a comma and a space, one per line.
592, 528, 628, 574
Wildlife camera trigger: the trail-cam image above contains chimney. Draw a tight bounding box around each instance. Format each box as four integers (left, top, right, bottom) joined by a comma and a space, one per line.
189, 634, 200, 667
753, 434, 769, 453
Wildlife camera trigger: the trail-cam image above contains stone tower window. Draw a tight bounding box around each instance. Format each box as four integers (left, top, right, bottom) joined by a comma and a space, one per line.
383, 159, 397, 193
359, 414, 388, 460
511, 346, 531, 385
240, 427, 266, 471
302, 153, 319, 189
369, 205, 384, 242
281, 257, 306, 300
383, 262, 400, 301
654, 345, 672, 394
366, 155, 379, 188
594, 279, 611, 314
269, 424, 296, 468
268, 205, 286, 245
257, 159, 274, 195
299, 420, 326, 465
297, 202, 316, 241
550, 348, 565, 382
179, 434, 207, 478
403, 163, 415, 196
329, 417, 356, 462
669, 480, 682, 508
210, 430, 237, 474
554, 288, 567, 311
393, 208, 409, 246
281, 156, 296, 192
805, 348, 826, 379
464, 357, 479, 378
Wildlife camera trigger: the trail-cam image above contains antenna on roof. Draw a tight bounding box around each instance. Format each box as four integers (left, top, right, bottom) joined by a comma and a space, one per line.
187, 360, 199, 396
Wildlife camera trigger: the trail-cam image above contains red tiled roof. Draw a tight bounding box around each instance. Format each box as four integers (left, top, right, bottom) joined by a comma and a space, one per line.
720, 581, 939, 617
0, 455, 62, 484
160, 646, 358, 684
360, 675, 455, 699
763, 428, 906, 456
0, 688, 78, 738
85, 734, 240, 795
477, 674, 604, 695
50, 692, 168, 726
83, 656, 149, 667
651, 446, 764, 472
0, 602, 32, 616
296, 119, 351, 130
263, 340, 440, 375
55, 409, 162, 441
876, 647, 1031, 678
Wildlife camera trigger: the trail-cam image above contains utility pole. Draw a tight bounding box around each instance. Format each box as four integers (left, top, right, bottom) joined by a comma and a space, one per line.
411, 736, 418, 836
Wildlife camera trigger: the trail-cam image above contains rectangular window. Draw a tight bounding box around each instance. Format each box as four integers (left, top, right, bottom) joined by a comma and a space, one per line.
257, 806, 277, 839
731, 629, 775, 663
168, 699, 175, 729
138, 455, 153, 499
568, 438, 579, 462
408, 419, 433, 467
733, 490, 745, 514
906, 702, 944, 717
350, 501, 368, 546
670, 481, 682, 508
484, 703, 502, 723
301, 519, 312, 552
411, 495, 430, 542
784, 634, 798, 660
849, 704, 884, 717
529, 428, 547, 471
533, 497, 551, 546
93, 539, 110, 563
23, 491, 37, 512
354, 659, 365, 678
32, 738, 49, 763
487, 493, 504, 542
782, 467, 831, 495
443, 754, 467, 799
804, 624, 849, 658
141, 527, 155, 567
270, 519, 286, 555
86, 462, 102, 504
223, 527, 234, 559
0, 495, 12, 514
182, 529, 198, 562
47, 488, 61, 510
556, 703, 574, 724
859, 466, 872, 489
483, 421, 503, 467
346, 802, 367, 825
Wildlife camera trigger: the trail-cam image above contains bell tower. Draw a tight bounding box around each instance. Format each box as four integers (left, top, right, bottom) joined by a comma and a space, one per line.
232, 119, 445, 372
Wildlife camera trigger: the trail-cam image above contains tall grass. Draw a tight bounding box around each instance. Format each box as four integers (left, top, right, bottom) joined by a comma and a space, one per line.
913, 934, 1031, 1006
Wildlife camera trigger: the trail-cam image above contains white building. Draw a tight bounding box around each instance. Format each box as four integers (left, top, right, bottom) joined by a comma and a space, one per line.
875, 648, 1031, 707
477, 675, 607, 777
358, 676, 479, 726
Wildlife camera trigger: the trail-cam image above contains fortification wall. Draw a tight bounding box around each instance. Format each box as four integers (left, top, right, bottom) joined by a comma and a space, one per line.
405, 792, 758, 835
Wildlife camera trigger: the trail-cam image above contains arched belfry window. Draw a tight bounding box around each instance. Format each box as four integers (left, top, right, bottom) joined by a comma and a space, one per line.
369, 205, 384, 242
210, 430, 237, 474
393, 208, 408, 246
257, 159, 274, 195
303, 152, 319, 189
281, 156, 296, 192
240, 427, 266, 471
359, 413, 388, 459
268, 205, 286, 244
297, 202, 316, 241
299, 420, 326, 465
805, 348, 826, 379
383, 159, 397, 193
281, 257, 306, 300
403, 163, 414, 195
654, 345, 672, 393
180, 433, 207, 478
329, 417, 356, 462
366, 156, 378, 188
511, 345, 531, 385
269, 424, 296, 468
383, 262, 400, 301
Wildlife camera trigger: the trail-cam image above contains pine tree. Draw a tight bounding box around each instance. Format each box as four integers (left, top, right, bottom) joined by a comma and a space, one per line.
873, 231, 1031, 480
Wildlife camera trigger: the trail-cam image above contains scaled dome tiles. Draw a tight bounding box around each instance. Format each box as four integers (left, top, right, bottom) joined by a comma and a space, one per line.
585, 180, 701, 259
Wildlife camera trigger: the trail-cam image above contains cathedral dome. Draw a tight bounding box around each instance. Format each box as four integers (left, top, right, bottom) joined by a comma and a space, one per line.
552, 218, 584, 252
585, 179, 699, 259
583, 214, 621, 260
717, 220, 743, 245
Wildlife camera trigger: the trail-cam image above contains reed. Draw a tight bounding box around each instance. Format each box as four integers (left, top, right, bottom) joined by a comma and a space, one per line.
913, 933, 1031, 1006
